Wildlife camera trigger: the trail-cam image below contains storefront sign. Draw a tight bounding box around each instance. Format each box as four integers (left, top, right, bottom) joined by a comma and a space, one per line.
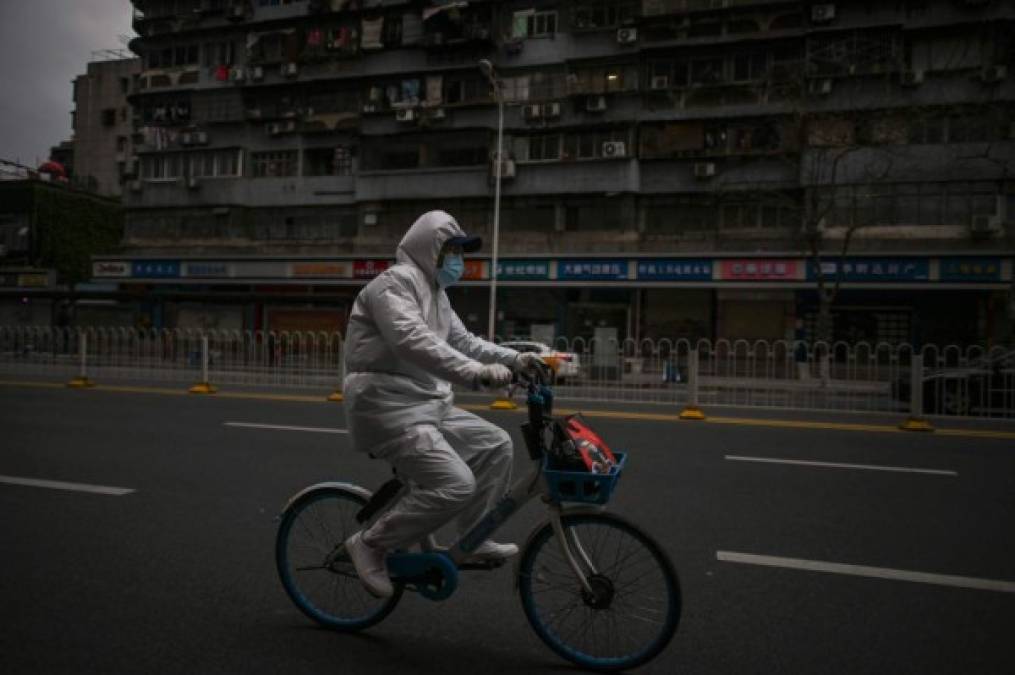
637, 259, 712, 281
808, 258, 929, 282
720, 259, 800, 281
92, 261, 131, 278
16, 273, 50, 287
132, 261, 180, 278
291, 262, 350, 278
461, 260, 486, 280
558, 260, 628, 281
353, 260, 391, 279
939, 257, 1002, 282
183, 262, 232, 278
496, 260, 550, 280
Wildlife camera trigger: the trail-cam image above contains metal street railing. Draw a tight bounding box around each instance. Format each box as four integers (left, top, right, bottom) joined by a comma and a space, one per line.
1, 325, 1012, 420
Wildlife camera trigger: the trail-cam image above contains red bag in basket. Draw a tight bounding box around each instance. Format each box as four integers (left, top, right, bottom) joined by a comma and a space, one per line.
562, 415, 617, 474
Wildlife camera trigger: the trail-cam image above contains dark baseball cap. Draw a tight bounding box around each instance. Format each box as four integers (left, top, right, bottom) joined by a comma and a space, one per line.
445, 234, 482, 253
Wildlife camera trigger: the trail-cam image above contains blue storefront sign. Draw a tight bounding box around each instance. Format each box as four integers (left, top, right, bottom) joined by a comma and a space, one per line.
807, 258, 929, 282
132, 261, 181, 278
637, 259, 712, 281
496, 260, 550, 280
939, 257, 1002, 282
557, 259, 628, 281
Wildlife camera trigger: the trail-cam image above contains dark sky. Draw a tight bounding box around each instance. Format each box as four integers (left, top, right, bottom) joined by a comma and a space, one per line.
0, 1, 134, 168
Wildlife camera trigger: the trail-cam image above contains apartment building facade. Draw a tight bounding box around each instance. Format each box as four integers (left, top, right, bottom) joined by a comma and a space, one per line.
109, 0, 1015, 345
71, 54, 143, 197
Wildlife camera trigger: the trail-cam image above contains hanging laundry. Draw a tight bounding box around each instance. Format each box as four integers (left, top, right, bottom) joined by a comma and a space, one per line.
425, 75, 443, 105
385, 84, 400, 105
214, 64, 229, 81
361, 17, 384, 50
401, 79, 421, 104
307, 28, 323, 46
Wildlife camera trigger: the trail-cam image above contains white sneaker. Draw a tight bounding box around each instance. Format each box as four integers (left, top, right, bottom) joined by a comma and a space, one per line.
344, 531, 393, 598
465, 540, 519, 563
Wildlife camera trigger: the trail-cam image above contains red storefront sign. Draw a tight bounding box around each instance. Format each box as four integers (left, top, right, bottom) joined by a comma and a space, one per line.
719, 259, 800, 281
353, 260, 391, 278
462, 260, 486, 280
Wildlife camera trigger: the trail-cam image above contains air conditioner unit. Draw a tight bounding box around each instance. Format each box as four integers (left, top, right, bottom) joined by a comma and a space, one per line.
811, 4, 836, 23
282, 62, 299, 78
180, 132, 194, 146
129, 179, 142, 192
395, 108, 416, 122
601, 141, 627, 158
585, 95, 607, 112
900, 70, 924, 87
193, 131, 208, 145
230, 66, 246, 82
430, 107, 446, 120
522, 104, 542, 120
267, 122, 282, 136
970, 213, 1001, 236
228, 4, 245, 21
542, 102, 561, 118
650, 75, 670, 90
616, 27, 637, 44
979, 65, 1007, 83
251, 65, 264, 81
187, 177, 201, 190
808, 78, 833, 95
693, 162, 716, 179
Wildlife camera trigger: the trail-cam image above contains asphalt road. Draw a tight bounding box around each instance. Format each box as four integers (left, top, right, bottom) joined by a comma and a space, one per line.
2, 383, 1014, 674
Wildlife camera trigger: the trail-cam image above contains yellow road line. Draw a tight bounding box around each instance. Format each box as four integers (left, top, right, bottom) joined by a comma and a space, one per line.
4, 378, 1015, 440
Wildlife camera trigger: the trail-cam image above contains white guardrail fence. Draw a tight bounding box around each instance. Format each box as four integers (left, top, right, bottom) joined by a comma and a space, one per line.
1, 326, 1013, 422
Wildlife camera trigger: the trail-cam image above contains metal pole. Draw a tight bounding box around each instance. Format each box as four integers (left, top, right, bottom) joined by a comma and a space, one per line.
202, 335, 210, 384
679, 348, 705, 420
487, 92, 503, 341
79, 333, 88, 381
900, 353, 933, 431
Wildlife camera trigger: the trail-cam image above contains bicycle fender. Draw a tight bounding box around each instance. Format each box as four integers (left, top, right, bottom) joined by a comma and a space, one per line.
279, 481, 372, 516
513, 505, 607, 589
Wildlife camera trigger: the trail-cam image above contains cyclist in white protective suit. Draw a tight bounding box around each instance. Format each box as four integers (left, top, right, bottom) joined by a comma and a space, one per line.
342, 210, 544, 598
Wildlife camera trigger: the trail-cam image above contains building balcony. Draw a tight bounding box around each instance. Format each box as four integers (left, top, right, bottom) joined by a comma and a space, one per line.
507, 159, 641, 196
126, 175, 355, 208
355, 165, 491, 201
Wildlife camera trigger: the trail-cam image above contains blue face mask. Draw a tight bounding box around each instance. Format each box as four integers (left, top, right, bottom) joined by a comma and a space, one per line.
437, 253, 464, 288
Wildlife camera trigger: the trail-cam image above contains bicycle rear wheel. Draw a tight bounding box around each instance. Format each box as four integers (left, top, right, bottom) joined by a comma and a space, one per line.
518, 512, 680, 671
276, 486, 402, 631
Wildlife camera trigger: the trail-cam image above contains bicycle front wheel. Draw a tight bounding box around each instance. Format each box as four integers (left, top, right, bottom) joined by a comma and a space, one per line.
276, 486, 403, 631
518, 512, 680, 671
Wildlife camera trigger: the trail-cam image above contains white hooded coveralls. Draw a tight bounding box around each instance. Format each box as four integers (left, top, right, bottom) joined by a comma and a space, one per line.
343, 211, 520, 550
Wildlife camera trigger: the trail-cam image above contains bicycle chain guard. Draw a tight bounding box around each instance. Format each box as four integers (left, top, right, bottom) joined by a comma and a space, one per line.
387, 552, 459, 601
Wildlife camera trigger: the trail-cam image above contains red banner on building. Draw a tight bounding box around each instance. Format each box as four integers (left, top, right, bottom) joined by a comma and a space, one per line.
353, 260, 391, 279
719, 259, 801, 281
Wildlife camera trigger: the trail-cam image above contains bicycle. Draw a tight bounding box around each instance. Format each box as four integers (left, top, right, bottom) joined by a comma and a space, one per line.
275, 367, 681, 671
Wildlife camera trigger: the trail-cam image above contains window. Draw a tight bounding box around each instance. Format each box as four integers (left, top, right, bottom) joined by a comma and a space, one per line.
564, 199, 622, 231
102, 109, 117, 126
513, 10, 556, 38
572, 2, 635, 30
690, 58, 724, 85
732, 53, 767, 82
140, 153, 184, 180
116, 136, 127, 152
189, 149, 241, 178
383, 14, 403, 46
252, 150, 298, 177
302, 146, 355, 174
527, 134, 561, 161
119, 77, 130, 95
561, 129, 629, 160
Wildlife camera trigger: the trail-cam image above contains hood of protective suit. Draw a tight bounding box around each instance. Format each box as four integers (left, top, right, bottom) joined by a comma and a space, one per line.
396, 210, 466, 281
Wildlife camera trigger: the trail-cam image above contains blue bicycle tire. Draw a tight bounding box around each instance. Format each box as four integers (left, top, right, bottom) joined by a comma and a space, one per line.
518, 512, 680, 671
276, 486, 403, 631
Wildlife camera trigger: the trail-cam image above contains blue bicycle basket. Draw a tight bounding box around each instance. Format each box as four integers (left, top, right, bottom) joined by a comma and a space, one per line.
542, 452, 626, 505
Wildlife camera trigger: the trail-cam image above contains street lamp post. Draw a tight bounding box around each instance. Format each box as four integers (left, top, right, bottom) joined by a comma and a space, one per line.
479, 59, 503, 341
